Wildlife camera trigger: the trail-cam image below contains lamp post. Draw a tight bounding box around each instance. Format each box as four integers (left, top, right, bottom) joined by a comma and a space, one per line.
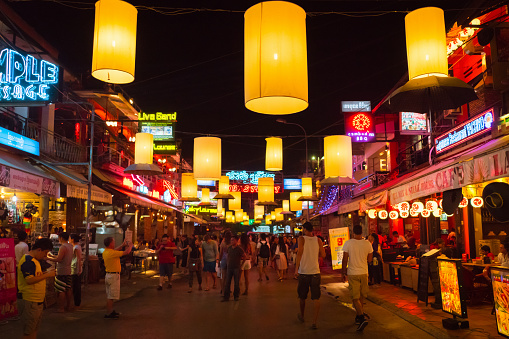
276, 119, 308, 175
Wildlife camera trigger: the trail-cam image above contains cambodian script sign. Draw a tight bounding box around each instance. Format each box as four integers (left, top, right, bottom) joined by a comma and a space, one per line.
0, 127, 39, 155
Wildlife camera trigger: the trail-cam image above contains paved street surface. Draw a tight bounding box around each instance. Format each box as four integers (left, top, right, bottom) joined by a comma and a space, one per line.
1, 265, 437, 339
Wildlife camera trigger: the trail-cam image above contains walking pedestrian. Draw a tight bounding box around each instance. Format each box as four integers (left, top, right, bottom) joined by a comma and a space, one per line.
187, 237, 203, 293
341, 225, 373, 331
102, 237, 133, 319
46, 232, 73, 313
14, 230, 29, 264
295, 222, 325, 330
256, 233, 270, 281
180, 234, 190, 273
219, 231, 231, 293
222, 235, 245, 302
202, 234, 218, 291
275, 236, 288, 281
249, 234, 257, 266
17, 238, 55, 339
239, 233, 252, 295
174, 235, 183, 269
156, 234, 177, 290
70, 234, 83, 308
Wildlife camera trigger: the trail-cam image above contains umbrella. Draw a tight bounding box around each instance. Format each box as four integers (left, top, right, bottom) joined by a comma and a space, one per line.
124, 163, 163, 176
383, 76, 478, 113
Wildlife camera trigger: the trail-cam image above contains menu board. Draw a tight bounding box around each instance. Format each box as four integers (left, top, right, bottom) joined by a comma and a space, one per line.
438, 259, 467, 318
0, 238, 18, 320
329, 227, 350, 270
400, 112, 428, 135
492, 267, 509, 337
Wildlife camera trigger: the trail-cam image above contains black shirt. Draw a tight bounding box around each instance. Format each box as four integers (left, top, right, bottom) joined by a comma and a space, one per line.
189, 243, 201, 259
227, 246, 245, 269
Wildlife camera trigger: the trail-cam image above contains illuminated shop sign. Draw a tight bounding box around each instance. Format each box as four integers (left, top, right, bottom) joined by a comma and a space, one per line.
341, 101, 371, 112
122, 176, 162, 201
0, 48, 59, 103
400, 112, 428, 135
225, 170, 276, 185
345, 112, 375, 142
0, 127, 39, 155
435, 109, 493, 154
197, 180, 216, 186
229, 184, 282, 194
184, 205, 218, 215
153, 144, 176, 153
284, 178, 302, 190
139, 112, 177, 154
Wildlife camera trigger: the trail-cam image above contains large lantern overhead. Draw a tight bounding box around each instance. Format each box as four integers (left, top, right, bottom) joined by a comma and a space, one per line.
199, 188, 211, 206
298, 177, 318, 201
92, 0, 137, 84
265, 214, 272, 225
229, 191, 242, 211
275, 208, 284, 221
193, 137, 221, 180
265, 137, 283, 171
290, 192, 301, 212
226, 211, 234, 223
124, 133, 162, 175
282, 200, 293, 215
321, 135, 357, 185
255, 204, 265, 220
244, 1, 308, 114
180, 173, 199, 202
214, 175, 234, 199
235, 209, 244, 223
405, 7, 448, 80
257, 177, 277, 205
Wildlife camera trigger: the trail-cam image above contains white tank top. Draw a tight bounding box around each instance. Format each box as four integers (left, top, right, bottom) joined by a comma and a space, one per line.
298, 236, 320, 275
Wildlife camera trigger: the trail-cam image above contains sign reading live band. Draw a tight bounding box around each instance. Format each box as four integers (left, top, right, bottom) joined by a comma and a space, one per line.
0, 165, 58, 197
390, 143, 509, 204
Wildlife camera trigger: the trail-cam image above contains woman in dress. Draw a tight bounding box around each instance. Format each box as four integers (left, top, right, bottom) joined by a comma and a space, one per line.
218, 231, 231, 294
239, 233, 252, 295
275, 236, 288, 281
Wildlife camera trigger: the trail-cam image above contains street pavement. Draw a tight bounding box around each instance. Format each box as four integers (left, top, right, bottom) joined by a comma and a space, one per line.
2, 266, 437, 339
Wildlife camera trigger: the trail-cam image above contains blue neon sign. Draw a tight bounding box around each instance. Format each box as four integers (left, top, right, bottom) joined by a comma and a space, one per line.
435, 109, 493, 154
0, 48, 59, 103
0, 127, 39, 156
284, 178, 302, 190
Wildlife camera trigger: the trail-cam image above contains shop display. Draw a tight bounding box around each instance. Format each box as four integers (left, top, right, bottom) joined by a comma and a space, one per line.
491, 267, 509, 337
0, 238, 17, 321
438, 259, 467, 318
329, 227, 350, 270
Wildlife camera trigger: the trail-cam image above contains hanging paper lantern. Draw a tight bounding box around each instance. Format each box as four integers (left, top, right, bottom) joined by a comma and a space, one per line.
235, 209, 244, 222
405, 7, 448, 80
282, 200, 290, 212
471, 197, 484, 208
226, 211, 234, 223
398, 201, 410, 212
322, 135, 355, 184
421, 209, 431, 217
378, 210, 388, 219
214, 175, 234, 199
411, 202, 424, 213
258, 177, 275, 204
410, 210, 420, 217
426, 200, 438, 211
181, 173, 199, 201
439, 199, 443, 209
217, 199, 225, 219
229, 191, 242, 211
458, 197, 469, 208
400, 211, 409, 218
255, 204, 265, 220
265, 137, 283, 171
265, 214, 272, 225
243, 212, 249, 221
389, 211, 399, 220
193, 137, 221, 180
92, 0, 137, 84
367, 209, 377, 219
290, 192, 301, 211
432, 209, 442, 217
125, 133, 162, 175
199, 188, 211, 205
275, 208, 284, 221
244, 1, 308, 114
271, 211, 276, 220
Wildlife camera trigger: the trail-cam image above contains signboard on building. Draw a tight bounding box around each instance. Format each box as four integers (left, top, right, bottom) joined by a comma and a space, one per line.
341, 101, 371, 112
284, 178, 302, 190
0, 238, 18, 320
400, 112, 428, 135
0, 47, 60, 105
491, 267, 509, 337
139, 112, 177, 154
329, 227, 350, 270
345, 112, 375, 142
435, 108, 493, 154
0, 128, 39, 156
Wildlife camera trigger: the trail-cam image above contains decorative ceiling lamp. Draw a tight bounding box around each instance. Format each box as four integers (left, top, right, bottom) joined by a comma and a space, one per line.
226, 211, 234, 223
281, 200, 293, 215
400, 211, 409, 218
298, 177, 319, 201
199, 188, 212, 206
410, 209, 420, 217
193, 137, 221, 180
92, 0, 137, 84
275, 208, 284, 221
124, 133, 162, 175
244, 1, 308, 114
398, 201, 410, 212
426, 200, 438, 211
266, 137, 283, 171
322, 135, 358, 185
389, 211, 399, 220
439, 199, 443, 209
255, 204, 265, 220
235, 210, 244, 223
229, 191, 242, 211
421, 209, 431, 218
458, 197, 469, 208
265, 214, 272, 225
180, 173, 199, 202
367, 210, 377, 219
217, 199, 225, 219
471, 197, 484, 208
243, 212, 249, 221
271, 211, 276, 220
290, 192, 301, 212
411, 202, 424, 213
214, 175, 234, 199
378, 210, 388, 220
257, 177, 277, 205
432, 209, 442, 217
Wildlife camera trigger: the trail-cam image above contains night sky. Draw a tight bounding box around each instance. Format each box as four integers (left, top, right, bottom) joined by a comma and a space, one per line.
10, 0, 470, 175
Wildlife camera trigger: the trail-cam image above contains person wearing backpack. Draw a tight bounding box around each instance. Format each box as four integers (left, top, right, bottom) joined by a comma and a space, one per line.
256, 233, 270, 282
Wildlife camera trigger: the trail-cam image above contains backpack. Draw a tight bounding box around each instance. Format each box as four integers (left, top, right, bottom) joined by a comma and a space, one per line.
259, 241, 270, 258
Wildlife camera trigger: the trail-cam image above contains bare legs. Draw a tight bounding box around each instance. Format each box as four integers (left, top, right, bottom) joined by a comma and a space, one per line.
106, 299, 114, 314
352, 296, 364, 316
299, 298, 320, 326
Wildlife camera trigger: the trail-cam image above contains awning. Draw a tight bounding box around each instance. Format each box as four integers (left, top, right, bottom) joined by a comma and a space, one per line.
106, 184, 178, 212
338, 197, 364, 214
0, 150, 58, 197
33, 160, 112, 204
183, 213, 207, 224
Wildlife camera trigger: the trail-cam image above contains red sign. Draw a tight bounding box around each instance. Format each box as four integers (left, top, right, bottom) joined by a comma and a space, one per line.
229, 184, 282, 194
0, 239, 18, 320
345, 112, 375, 142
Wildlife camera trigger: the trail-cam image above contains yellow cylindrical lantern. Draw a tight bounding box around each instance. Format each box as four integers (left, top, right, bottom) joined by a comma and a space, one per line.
271, 211, 276, 220
229, 191, 242, 211
255, 204, 265, 220
265, 137, 283, 171
405, 7, 448, 80
265, 214, 272, 225
181, 173, 198, 200
275, 208, 284, 221
217, 199, 225, 219
226, 211, 233, 223
324, 135, 353, 179
243, 212, 249, 221
235, 209, 244, 222
201, 188, 210, 204
193, 137, 221, 180
219, 176, 230, 195
301, 177, 313, 197
134, 133, 153, 164
282, 200, 290, 212
92, 0, 137, 84
290, 192, 301, 211
258, 177, 274, 203
244, 1, 308, 114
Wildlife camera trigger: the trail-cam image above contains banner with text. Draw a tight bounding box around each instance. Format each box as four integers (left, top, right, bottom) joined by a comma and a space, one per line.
329, 227, 350, 270
0, 239, 18, 320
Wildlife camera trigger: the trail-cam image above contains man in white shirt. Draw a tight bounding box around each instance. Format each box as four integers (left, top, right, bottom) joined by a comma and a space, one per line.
497, 242, 509, 268
392, 231, 408, 248
341, 225, 373, 332
15, 231, 29, 264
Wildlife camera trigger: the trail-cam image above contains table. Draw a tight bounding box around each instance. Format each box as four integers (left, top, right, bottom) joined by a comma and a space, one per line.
400, 265, 414, 289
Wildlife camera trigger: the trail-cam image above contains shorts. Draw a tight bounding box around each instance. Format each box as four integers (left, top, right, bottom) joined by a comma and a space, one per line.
298, 274, 321, 300
159, 263, 174, 277
258, 257, 269, 267
203, 261, 216, 273
348, 274, 369, 300
105, 273, 120, 300
19, 299, 44, 336
241, 259, 251, 270
55, 275, 71, 292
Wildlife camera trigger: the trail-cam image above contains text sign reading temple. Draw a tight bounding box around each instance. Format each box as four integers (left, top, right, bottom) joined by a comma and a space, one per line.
0, 48, 59, 104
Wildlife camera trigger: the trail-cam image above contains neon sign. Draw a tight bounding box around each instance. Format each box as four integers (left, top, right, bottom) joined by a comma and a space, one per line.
229, 184, 282, 194
0, 48, 59, 103
284, 178, 302, 190
225, 170, 276, 185
139, 112, 177, 122
153, 143, 176, 153
0, 127, 39, 156
184, 205, 218, 215
122, 177, 134, 190
436, 109, 493, 154
345, 112, 375, 142
341, 101, 371, 112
